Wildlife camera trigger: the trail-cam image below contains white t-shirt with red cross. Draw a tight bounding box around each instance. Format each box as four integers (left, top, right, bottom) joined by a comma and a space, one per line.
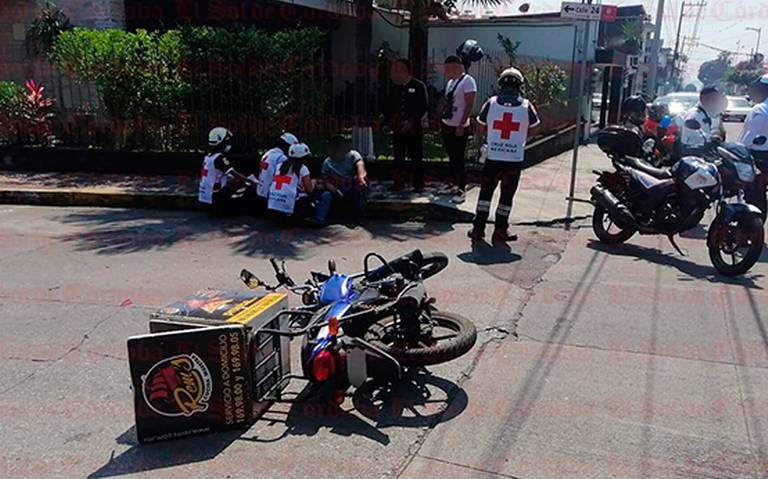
198, 153, 229, 204
267, 163, 311, 214
478, 94, 540, 163
257, 147, 286, 198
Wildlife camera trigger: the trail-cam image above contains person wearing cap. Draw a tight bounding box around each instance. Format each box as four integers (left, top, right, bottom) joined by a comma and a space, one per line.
386, 58, 429, 191
741, 74, 768, 219
677, 86, 727, 155
199, 127, 248, 214
256, 132, 299, 210
441, 55, 477, 204
469, 67, 540, 243
267, 143, 316, 223
309, 134, 368, 226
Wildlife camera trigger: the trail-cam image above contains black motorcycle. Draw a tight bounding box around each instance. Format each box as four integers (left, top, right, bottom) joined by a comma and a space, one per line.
591, 125, 764, 276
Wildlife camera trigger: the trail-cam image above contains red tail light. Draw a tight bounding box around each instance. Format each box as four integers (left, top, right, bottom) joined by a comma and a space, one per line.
312, 350, 336, 382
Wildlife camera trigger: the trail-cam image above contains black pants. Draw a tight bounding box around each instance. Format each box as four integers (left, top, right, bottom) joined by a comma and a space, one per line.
473, 160, 522, 230
441, 126, 468, 190
393, 130, 424, 189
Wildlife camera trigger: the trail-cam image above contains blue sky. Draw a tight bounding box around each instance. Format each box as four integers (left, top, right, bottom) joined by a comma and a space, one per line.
464, 0, 765, 81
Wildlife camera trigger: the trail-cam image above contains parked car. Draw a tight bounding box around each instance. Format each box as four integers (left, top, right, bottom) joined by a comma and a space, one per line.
723, 96, 752, 122
652, 92, 699, 117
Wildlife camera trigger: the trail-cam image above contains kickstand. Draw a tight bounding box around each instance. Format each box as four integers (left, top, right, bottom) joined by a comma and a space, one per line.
667, 235, 687, 256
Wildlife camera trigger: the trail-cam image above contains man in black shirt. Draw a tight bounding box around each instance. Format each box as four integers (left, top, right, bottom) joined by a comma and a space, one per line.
387, 58, 429, 191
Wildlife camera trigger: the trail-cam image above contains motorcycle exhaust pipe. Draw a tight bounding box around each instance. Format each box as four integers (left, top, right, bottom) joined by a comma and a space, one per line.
590, 186, 640, 230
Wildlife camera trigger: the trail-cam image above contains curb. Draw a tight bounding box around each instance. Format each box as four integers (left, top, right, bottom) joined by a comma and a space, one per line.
0, 188, 476, 223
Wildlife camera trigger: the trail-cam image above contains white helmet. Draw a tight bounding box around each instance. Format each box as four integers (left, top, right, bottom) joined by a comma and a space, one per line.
208, 127, 233, 147
280, 132, 299, 145
499, 67, 525, 88
288, 143, 311, 159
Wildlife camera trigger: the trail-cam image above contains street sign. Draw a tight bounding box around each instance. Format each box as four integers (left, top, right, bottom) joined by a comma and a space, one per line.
560, 2, 602, 20
560, 2, 618, 22
600, 4, 618, 22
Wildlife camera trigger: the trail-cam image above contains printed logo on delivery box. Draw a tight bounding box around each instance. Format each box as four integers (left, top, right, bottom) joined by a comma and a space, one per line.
141, 354, 213, 417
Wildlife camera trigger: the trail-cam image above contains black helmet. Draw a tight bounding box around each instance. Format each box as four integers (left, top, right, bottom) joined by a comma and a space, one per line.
621, 95, 647, 126
457, 39, 484, 65
647, 103, 669, 123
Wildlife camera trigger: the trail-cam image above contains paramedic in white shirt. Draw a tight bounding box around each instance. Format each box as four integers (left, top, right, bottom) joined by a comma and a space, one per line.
468, 67, 540, 244
741, 74, 768, 220
441, 55, 477, 203
267, 143, 316, 223
198, 127, 247, 213
256, 132, 299, 210
678, 86, 727, 155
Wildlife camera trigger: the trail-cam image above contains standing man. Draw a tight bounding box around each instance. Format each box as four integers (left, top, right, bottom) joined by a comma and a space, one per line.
741, 75, 768, 219
468, 67, 540, 243
441, 55, 477, 204
678, 86, 727, 155
387, 58, 429, 192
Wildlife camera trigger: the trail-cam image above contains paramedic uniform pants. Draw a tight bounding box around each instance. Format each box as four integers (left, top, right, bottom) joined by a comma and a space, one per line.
473, 160, 522, 230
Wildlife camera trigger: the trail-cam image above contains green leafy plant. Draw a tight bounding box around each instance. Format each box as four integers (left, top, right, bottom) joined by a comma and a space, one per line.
25, 1, 72, 57
521, 62, 567, 106
50, 28, 189, 148
497, 33, 521, 65
727, 59, 767, 87
0, 80, 56, 144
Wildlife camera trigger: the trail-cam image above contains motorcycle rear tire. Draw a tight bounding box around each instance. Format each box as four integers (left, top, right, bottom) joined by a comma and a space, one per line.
592, 205, 636, 244
708, 214, 764, 277
363, 311, 477, 367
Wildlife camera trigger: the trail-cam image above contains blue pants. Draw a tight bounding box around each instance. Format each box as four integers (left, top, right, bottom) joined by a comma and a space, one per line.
313, 189, 367, 224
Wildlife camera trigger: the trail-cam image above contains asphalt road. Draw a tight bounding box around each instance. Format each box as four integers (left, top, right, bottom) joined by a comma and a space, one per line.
2, 121, 767, 479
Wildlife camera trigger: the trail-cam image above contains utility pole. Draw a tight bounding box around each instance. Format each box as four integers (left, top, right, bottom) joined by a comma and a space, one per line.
747, 27, 762, 57
646, 0, 665, 98
672, 1, 705, 90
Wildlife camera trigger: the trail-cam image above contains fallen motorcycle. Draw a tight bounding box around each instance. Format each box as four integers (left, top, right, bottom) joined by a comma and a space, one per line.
591, 125, 764, 277
239, 249, 477, 402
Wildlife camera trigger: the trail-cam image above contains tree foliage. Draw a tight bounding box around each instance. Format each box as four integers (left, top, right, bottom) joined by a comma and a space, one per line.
727, 59, 767, 87
25, 1, 72, 57
698, 52, 732, 86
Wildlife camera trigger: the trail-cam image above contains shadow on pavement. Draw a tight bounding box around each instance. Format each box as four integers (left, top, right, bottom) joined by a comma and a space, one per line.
88, 371, 468, 477
87, 426, 242, 478
457, 241, 522, 266
56, 209, 454, 257
587, 240, 765, 289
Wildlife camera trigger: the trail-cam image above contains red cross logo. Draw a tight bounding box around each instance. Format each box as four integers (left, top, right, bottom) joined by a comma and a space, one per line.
260, 154, 269, 171
200, 163, 208, 178
273, 175, 293, 190
492, 113, 521, 140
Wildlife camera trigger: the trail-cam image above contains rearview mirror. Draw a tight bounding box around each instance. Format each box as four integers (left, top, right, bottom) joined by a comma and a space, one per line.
240, 269, 264, 289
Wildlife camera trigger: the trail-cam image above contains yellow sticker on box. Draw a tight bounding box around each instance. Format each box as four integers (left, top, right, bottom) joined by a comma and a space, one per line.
226, 293, 287, 324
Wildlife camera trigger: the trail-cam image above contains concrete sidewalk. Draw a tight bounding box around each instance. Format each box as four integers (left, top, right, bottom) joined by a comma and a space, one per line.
0, 145, 604, 224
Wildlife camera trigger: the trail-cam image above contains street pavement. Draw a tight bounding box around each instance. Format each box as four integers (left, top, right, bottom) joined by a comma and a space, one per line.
3, 122, 767, 479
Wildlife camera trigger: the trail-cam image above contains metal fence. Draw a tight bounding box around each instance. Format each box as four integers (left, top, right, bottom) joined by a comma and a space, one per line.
1, 48, 578, 158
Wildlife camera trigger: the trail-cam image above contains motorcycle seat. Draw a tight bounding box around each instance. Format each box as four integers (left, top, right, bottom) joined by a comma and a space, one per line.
622, 157, 673, 180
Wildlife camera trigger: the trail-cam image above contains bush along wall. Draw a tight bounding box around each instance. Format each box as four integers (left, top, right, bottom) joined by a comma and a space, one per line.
46, 26, 325, 151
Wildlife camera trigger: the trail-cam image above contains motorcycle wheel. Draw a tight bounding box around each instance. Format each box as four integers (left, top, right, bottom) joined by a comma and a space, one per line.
708, 214, 764, 277
592, 205, 636, 244
362, 311, 477, 367
418, 252, 449, 280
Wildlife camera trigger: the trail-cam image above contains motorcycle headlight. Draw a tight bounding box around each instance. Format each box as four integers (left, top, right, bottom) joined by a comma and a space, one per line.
734, 162, 756, 183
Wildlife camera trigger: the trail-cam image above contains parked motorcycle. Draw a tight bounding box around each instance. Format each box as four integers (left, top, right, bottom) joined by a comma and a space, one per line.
591, 125, 764, 277
239, 250, 477, 402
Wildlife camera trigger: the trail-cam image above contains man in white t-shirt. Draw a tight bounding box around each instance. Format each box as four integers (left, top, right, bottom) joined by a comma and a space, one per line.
741, 75, 768, 220
441, 55, 477, 203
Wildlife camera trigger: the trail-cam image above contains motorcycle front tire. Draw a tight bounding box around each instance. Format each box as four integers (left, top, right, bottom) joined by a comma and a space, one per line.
592, 205, 636, 245
708, 213, 764, 277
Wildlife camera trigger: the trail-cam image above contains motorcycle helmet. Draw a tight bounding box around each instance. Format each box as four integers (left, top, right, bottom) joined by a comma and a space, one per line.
647, 103, 669, 123
208, 127, 233, 147
621, 95, 647, 126
280, 132, 299, 145
457, 39, 484, 65
498, 67, 524, 90
288, 143, 311, 159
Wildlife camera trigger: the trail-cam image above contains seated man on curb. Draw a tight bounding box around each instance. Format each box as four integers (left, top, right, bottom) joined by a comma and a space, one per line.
309, 135, 368, 226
